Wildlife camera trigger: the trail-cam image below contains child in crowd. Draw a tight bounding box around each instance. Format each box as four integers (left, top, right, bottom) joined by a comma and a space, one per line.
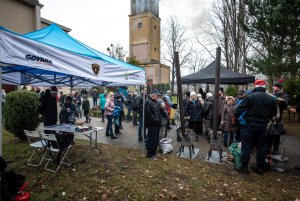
82, 96, 91, 123
220, 96, 237, 147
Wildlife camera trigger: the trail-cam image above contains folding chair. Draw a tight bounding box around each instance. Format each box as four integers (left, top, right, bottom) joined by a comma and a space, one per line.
39, 132, 72, 173
23, 130, 47, 167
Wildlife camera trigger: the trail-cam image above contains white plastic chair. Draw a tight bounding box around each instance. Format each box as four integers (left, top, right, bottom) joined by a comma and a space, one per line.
23, 130, 47, 167
40, 132, 72, 172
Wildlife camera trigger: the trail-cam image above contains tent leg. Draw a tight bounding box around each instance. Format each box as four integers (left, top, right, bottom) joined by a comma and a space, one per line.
141, 85, 146, 156
0, 67, 3, 156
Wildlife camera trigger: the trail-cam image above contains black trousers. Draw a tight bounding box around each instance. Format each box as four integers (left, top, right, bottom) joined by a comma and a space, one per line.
240, 124, 268, 168
267, 134, 280, 153
146, 127, 160, 158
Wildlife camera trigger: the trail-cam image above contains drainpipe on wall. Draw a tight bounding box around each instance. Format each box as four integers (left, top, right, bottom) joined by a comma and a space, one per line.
35, 4, 43, 30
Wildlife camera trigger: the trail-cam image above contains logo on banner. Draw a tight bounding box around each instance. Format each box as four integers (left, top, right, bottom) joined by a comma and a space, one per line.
124, 71, 140, 80
92, 64, 100, 76
25, 54, 52, 65
25, 47, 53, 66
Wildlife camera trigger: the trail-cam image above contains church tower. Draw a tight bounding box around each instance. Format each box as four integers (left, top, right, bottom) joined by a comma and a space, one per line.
129, 0, 170, 85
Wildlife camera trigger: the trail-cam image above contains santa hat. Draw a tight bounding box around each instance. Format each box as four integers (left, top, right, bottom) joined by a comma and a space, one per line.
254, 80, 266, 88
278, 79, 284, 83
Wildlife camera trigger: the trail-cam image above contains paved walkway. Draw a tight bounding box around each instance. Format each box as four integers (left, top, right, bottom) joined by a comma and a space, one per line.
51, 116, 300, 171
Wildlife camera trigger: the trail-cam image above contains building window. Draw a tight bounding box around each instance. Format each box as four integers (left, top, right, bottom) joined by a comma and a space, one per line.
154, 47, 157, 52
154, 25, 156, 29
138, 23, 142, 28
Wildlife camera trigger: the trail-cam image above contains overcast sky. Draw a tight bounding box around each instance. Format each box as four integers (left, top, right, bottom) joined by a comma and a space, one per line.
40, 0, 212, 54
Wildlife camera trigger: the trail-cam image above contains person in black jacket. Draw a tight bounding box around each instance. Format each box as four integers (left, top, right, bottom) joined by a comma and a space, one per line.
268, 81, 289, 154
145, 90, 162, 159
185, 91, 203, 141
236, 80, 277, 175
203, 93, 214, 136
39, 86, 58, 128
59, 96, 77, 124
58, 96, 76, 148
125, 91, 133, 122
115, 95, 124, 134
82, 96, 91, 123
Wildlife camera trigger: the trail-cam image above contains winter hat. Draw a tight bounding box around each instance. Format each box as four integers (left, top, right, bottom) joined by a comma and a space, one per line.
190, 91, 196, 96
219, 87, 224, 94
273, 81, 283, 89
150, 89, 161, 96
238, 89, 245, 95
65, 96, 72, 102
206, 93, 213, 98
227, 96, 235, 102
196, 94, 202, 98
50, 86, 58, 94
254, 80, 267, 88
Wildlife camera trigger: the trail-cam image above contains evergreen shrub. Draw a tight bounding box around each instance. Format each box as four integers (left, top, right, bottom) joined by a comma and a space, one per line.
3, 90, 40, 139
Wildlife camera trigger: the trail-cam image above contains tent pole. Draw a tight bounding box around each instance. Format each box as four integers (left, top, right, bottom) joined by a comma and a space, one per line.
70, 76, 73, 93
142, 84, 146, 156
0, 67, 2, 156
206, 83, 209, 93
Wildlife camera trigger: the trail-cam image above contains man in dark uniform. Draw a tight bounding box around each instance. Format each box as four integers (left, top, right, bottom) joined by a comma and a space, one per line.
145, 90, 162, 160
236, 80, 277, 175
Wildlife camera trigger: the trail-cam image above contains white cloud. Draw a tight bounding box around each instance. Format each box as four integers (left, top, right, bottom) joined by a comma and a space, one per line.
40, 0, 211, 54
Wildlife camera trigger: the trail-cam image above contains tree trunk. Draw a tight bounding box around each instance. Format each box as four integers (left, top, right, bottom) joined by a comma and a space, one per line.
171, 63, 175, 93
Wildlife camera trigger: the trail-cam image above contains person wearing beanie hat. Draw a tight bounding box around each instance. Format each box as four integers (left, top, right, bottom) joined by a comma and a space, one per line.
145, 89, 161, 160
183, 91, 191, 112
236, 90, 246, 105
196, 94, 204, 105
190, 91, 196, 96
273, 82, 283, 90
272, 81, 289, 122
206, 92, 213, 98
186, 91, 204, 141
219, 87, 224, 95
235, 90, 247, 142
50, 86, 58, 95
269, 81, 289, 155
220, 96, 237, 147
235, 80, 277, 175
203, 92, 214, 137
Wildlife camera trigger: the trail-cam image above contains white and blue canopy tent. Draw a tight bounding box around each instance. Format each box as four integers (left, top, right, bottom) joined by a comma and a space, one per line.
0, 25, 146, 155
1, 24, 146, 87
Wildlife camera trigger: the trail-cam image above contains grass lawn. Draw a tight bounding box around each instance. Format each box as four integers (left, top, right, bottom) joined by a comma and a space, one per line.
2, 130, 300, 201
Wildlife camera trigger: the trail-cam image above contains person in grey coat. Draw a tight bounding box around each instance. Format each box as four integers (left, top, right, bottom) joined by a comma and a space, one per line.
203, 92, 214, 136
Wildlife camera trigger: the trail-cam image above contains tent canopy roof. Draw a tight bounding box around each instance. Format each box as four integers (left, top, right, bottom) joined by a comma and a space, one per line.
181, 60, 255, 85
24, 24, 143, 71
0, 24, 145, 86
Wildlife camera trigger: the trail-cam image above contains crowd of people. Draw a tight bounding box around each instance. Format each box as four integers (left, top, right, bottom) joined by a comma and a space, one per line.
34, 81, 298, 173
131, 80, 291, 173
